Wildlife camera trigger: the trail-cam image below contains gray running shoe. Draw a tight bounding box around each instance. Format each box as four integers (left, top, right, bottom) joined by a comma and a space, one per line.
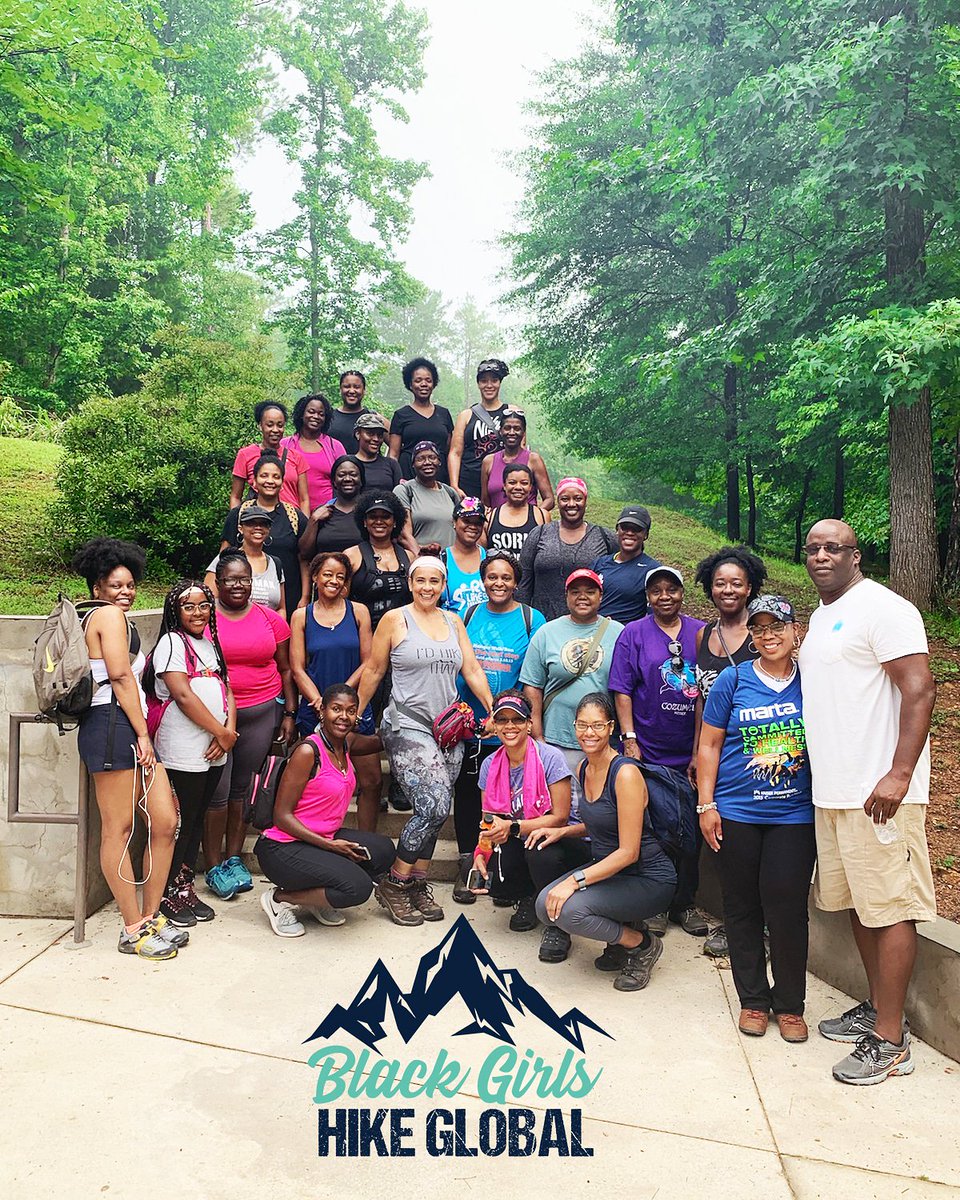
832, 1033, 914, 1085
594, 943, 627, 972
818, 999, 877, 1042
645, 912, 669, 937
150, 913, 189, 948
614, 935, 664, 992
703, 925, 728, 958
117, 920, 178, 961
670, 907, 709, 936
304, 905, 346, 927
538, 926, 571, 963
260, 889, 305, 937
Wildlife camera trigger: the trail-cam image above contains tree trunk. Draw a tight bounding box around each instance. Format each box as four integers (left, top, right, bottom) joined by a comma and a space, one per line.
832, 434, 844, 519
309, 205, 320, 393
944, 428, 960, 586
746, 455, 756, 546
794, 465, 814, 563
723, 363, 740, 541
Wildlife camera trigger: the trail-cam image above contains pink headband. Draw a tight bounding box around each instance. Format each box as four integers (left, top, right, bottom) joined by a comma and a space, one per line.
557, 477, 588, 498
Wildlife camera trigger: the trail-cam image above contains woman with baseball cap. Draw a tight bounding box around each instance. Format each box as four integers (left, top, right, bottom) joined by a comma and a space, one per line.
439, 496, 488, 617
448, 358, 511, 499
352, 411, 401, 491
205, 504, 285, 613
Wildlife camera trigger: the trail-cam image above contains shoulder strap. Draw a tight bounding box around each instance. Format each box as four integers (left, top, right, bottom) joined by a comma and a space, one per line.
281, 501, 299, 530
463, 602, 481, 630
470, 403, 493, 429
279, 447, 288, 472
359, 541, 378, 573
395, 543, 411, 572
520, 603, 533, 637
543, 617, 611, 712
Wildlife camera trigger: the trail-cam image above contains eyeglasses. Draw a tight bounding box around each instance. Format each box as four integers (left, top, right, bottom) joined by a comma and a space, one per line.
801, 543, 857, 556
574, 720, 614, 734
750, 620, 788, 635
667, 639, 684, 671
180, 601, 212, 613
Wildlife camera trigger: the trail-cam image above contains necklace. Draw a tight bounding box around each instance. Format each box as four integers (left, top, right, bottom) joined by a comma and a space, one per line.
755, 660, 797, 684
318, 728, 348, 775
315, 600, 345, 630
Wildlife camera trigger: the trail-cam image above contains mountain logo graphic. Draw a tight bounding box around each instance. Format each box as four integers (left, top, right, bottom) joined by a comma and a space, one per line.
306, 915, 612, 1053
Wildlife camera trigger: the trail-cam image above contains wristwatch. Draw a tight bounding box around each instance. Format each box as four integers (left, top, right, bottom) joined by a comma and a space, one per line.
282, 710, 296, 719
573, 869, 588, 891
696, 802, 718, 815
509, 821, 521, 838
623, 732, 637, 740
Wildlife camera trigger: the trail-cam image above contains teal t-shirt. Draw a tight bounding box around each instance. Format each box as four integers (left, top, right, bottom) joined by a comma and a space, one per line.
458, 602, 546, 743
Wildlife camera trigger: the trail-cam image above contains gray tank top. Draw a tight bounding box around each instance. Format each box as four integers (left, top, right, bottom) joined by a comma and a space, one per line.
385, 607, 463, 731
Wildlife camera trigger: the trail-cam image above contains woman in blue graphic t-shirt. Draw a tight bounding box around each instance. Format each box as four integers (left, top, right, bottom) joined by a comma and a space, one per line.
696, 594, 815, 1045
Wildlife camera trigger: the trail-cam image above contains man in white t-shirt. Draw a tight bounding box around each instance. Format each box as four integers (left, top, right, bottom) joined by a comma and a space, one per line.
799, 519, 936, 1086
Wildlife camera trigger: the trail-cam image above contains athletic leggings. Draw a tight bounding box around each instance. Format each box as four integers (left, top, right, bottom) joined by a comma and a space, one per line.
453, 743, 498, 854
208, 698, 279, 812
535, 867, 676, 946
717, 818, 817, 1015
166, 766, 224, 884
381, 721, 464, 864
255, 828, 395, 908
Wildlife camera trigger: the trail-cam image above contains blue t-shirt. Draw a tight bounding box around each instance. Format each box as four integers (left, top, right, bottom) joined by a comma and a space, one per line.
702, 664, 813, 824
459, 602, 547, 743
592, 552, 661, 624
441, 547, 487, 617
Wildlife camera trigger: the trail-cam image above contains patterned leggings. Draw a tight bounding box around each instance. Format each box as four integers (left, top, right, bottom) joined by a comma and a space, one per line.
381, 720, 464, 864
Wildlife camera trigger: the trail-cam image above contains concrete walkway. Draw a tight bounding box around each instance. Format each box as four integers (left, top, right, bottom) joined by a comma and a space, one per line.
2, 885, 959, 1200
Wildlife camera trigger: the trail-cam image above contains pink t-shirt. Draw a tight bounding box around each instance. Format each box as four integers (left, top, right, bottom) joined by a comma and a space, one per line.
281, 434, 346, 511
262, 735, 357, 842
216, 603, 290, 708
232, 443, 307, 508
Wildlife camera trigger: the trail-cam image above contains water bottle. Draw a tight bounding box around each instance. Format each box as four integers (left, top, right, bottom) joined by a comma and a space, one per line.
873, 819, 899, 845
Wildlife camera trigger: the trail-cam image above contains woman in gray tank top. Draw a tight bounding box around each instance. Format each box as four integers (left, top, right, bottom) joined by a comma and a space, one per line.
358, 555, 494, 927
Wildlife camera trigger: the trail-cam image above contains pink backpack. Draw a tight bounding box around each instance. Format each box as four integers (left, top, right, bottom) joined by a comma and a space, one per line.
145, 634, 225, 739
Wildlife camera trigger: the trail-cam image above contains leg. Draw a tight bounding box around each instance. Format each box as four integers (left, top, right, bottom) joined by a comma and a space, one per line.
385, 726, 461, 870
354, 752, 383, 834
91, 770, 144, 927
865, 921, 917, 1045
525, 837, 592, 895
759, 823, 817, 1015
257, 834, 393, 910
488, 835, 533, 903
225, 699, 280, 860
165, 769, 210, 885
717, 819, 770, 1012
182, 766, 223, 873
203, 750, 232, 868
138, 763, 179, 919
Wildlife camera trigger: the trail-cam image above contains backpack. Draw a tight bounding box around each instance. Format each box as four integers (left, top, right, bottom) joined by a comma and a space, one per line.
463, 601, 534, 637
33, 597, 131, 735
143, 633, 227, 740
245, 737, 321, 831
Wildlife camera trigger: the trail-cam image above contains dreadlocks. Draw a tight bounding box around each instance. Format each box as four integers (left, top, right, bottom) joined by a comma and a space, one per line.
142, 578, 228, 698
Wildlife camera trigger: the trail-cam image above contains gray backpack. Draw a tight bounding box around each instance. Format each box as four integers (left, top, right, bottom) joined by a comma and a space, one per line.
33, 597, 126, 734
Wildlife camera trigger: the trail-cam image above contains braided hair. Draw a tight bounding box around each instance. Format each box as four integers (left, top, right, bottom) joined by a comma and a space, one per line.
142, 578, 229, 698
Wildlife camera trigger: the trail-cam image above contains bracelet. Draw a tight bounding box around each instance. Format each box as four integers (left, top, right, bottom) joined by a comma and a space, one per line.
696, 802, 718, 815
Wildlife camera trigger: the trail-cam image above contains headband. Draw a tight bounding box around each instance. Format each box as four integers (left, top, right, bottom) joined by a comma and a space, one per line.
408, 555, 448, 580
557, 476, 588, 498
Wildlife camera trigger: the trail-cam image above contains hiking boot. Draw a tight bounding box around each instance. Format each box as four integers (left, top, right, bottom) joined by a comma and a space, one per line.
452, 853, 477, 905
509, 895, 538, 933
117, 919, 178, 961
670, 907, 709, 936
594, 943, 628, 973
703, 925, 728, 958
223, 855, 254, 893
375, 876, 424, 926
538, 926, 571, 963
175, 867, 215, 921
818, 999, 878, 1043
259, 889, 305, 937
409, 878, 444, 921
159, 885, 197, 928
304, 905, 346, 927
205, 863, 238, 900
776, 1013, 809, 1043
645, 912, 669, 937
492, 895, 513, 908
614, 934, 663, 992
738, 1008, 769, 1036
149, 913, 189, 948
832, 1033, 914, 1085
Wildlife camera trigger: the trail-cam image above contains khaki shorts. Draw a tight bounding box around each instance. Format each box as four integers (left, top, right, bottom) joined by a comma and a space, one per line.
813, 805, 937, 927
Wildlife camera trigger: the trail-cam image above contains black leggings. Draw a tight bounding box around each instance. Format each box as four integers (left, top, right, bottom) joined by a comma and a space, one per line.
254, 828, 395, 909
487, 835, 593, 902
167, 766, 225, 885
453, 743, 498, 854
717, 818, 817, 1015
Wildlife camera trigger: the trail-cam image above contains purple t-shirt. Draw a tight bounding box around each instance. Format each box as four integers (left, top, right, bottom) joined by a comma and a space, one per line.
608, 614, 705, 768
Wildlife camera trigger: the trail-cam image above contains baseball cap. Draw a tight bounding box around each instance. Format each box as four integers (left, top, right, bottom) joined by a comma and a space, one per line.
746, 594, 796, 625
238, 505, 274, 525
492, 693, 531, 719
364, 496, 395, 514
354, 411, 388, 432
617, 505, 652, 530
644, 565, 684, 589
476, 358, 509, 380
565, 568, 603, 590
454, 496, 486, 521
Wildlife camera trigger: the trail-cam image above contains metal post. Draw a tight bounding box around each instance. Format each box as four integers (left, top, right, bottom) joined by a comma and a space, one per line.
73, 761, 89, 944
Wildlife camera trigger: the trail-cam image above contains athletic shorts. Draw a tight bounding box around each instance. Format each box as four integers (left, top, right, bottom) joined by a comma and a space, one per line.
813, 805, 937, 927
78, 704, 139, 773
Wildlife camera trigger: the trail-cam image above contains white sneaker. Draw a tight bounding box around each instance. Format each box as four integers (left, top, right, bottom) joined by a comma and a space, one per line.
304, 905, 346, 927
260, 889, 305, 937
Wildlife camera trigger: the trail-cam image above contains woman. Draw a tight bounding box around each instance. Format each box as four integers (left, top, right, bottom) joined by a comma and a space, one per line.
389, 358, 454, 482
451, 551, 545, 905
328, 370, 370, 454
290, 553, 380, 832
230, 401, 309, 511
72, 538, 181, 961
471, 691, 571, 933
482, 463, 546, 555
440, 497, 487, 616
205, 504, 284, 612
393, 441, 459, 555
299, 455, 365, 562
203, 551, 297, 900
690, 545, 767, 957
357, 556, 494, 926
534, 693, 677, 990
448, 358, 510, 499
697, 595, 815, 1043
517, 478, 616, 621
353, 411, 402, 491
344, 490, 413, 632
281, 393, 347, 512
256, 685, 395, 936
481, 407, 554, 514
220, 452, 309, 618
144, 580, 236, 928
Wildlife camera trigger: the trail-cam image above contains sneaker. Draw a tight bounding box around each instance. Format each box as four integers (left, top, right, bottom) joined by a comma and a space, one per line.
259, 888, 305, 937
149, 913, 189, 948
776, 1013, 809, 1043
492, 895, 513, 908
594, 943, 628, 972
818, 999, 878, 1043
538, 926, 571, 963
205, 863, 238, 900
614, 934, 664, 991
375, 876, 424, 926
304, 905, 346, 927
509, 895, 538, 933
703, 925, 728, 958
117, 919, 178, 961
832, 1032, 914, 1085
389, 785, 412, 812
159, 885, 197, 928
645, 912, 669, 937
223, 855, 254, 893
409, 877, 444, 921
179, 872, 215, 922
452, 853, 477, 905
670, 907, 709, 936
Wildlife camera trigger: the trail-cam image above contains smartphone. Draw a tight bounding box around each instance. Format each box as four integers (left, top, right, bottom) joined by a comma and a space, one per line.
466, 867, 488, 891
354, 845, 372, 861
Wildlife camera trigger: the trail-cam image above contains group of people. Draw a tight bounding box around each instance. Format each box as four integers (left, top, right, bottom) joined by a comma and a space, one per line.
69, 356, 938, 1090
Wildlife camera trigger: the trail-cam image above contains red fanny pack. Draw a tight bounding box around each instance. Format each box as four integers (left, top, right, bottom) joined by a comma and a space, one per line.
431, 701, 477, 751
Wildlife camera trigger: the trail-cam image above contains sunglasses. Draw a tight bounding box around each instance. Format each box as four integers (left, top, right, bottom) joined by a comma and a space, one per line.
667, 639, 684, 671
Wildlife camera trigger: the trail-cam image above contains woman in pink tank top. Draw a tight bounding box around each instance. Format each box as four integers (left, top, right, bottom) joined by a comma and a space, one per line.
481, 408, 554, 514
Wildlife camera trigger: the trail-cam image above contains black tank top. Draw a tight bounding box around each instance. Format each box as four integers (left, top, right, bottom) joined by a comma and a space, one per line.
487, 504, 539, 554
349, 542, 411, 629
459, 404, 507, 497
695, 620, 758, 700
